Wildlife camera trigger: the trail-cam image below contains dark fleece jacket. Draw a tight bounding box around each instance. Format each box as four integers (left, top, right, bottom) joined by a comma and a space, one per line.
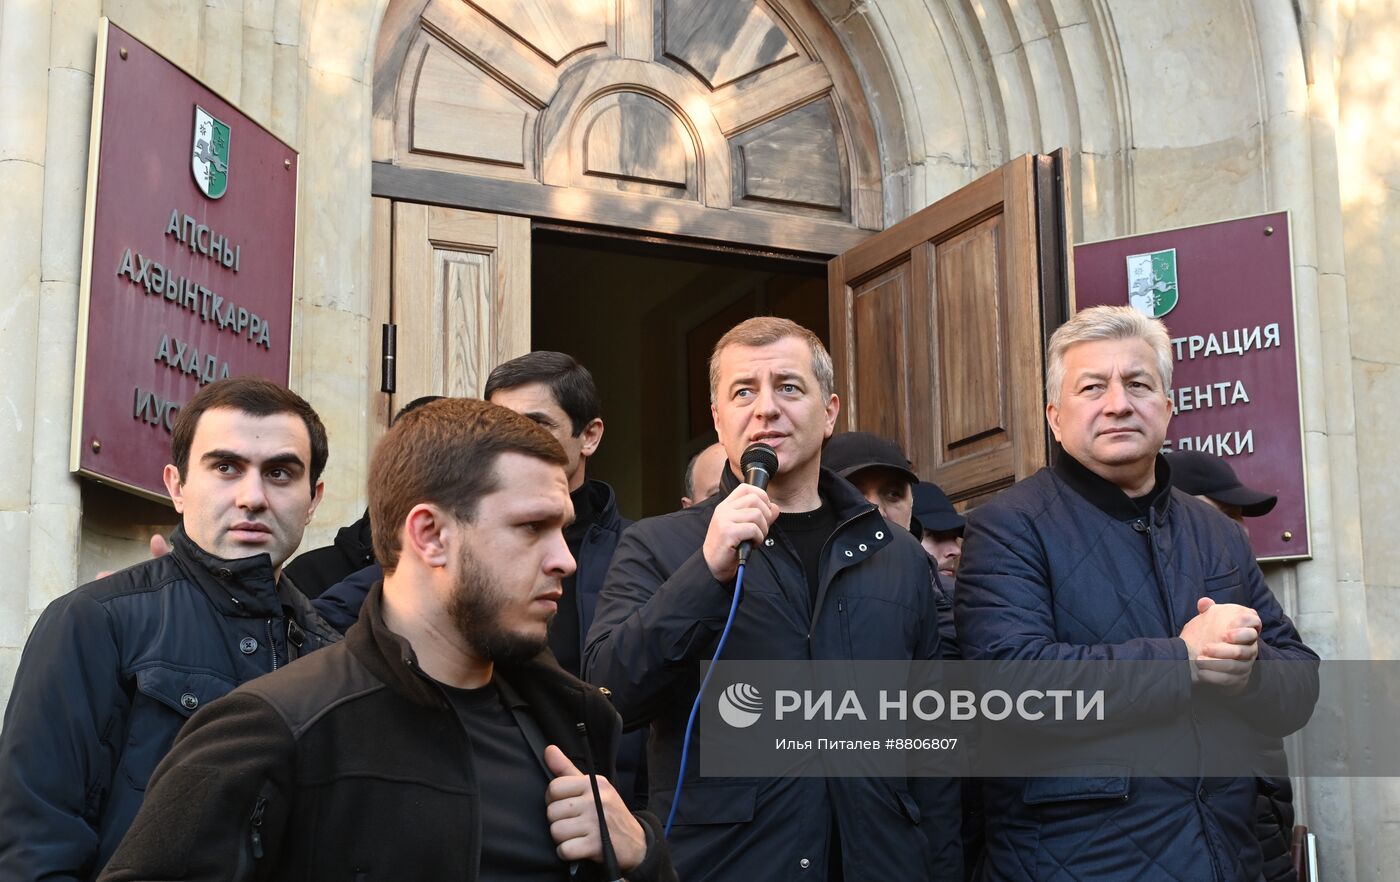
100, 582, 675, 882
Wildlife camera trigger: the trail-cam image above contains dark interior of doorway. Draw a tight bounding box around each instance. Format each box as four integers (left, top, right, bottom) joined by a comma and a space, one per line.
532, 229, 827, 520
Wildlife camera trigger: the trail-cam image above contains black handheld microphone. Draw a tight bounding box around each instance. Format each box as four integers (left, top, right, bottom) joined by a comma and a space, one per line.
736, 442, 779, 564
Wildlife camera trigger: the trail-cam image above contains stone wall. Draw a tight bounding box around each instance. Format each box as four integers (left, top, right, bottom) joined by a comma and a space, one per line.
1336, 0, 1400, 660
0, 0, 382, 709
1333, 3, 1400, 872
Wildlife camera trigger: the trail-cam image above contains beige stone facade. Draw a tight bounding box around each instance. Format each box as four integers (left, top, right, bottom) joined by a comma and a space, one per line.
0, 0, 1396, 876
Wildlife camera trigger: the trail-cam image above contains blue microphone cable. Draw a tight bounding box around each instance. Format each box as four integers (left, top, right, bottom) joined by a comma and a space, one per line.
663, 561, 747, 838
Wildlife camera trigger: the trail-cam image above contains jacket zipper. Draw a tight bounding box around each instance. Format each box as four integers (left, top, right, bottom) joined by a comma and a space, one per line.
837, 599, 853, 658
267, 619, 278, 671
249, 796, 267, 859
1133, 518, 1174, 626
808, 507, 879, 638
1138, 513, 1215, 867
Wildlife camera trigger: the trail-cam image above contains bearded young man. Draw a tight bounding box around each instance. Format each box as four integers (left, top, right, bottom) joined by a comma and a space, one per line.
954, 305, 1319, 880
585, 317, 960, 881
100, 399, 674, 882
314, 352, 628, 670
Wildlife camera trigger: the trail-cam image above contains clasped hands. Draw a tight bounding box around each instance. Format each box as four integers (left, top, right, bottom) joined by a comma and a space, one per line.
1178, 597, 1262, 692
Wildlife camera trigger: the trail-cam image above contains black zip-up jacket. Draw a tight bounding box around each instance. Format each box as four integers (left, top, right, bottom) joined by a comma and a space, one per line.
568, 480, 633, 666
585, 466, 962, 881
0, 527, 341, 882
99, 582, 676, 882
563, 481, 649, 809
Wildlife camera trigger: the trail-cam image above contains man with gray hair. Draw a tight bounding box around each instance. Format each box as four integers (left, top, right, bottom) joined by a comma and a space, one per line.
955, 304, 1318, 880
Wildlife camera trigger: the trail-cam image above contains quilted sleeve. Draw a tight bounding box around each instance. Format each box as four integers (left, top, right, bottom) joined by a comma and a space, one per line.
1230, 528, 1320, 736
955, 501, 1194, 727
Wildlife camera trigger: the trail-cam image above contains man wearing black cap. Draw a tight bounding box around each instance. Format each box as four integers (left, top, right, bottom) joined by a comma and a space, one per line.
1169, 449, 1278, 529
822, 430, 920, 531
911, 482, 966, 586
1169, 450, 1295, 882
823, 432, 960, 660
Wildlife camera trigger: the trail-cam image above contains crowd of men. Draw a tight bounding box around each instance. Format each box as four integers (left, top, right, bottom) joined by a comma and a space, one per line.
0, 306, 1318, 881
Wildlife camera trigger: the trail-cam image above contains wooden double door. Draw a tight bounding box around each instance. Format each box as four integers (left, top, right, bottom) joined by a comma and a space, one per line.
828, 153, 1070, 504
373, 153, 1069, 504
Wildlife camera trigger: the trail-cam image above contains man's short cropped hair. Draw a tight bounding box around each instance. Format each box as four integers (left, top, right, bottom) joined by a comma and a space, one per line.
170, 376, 329, 490
393, 395, 444, 425
483, 351, 601, 436
708, 316, 834, 402
368, 398, 568, 572
1045, 305, 1174, 407
683, 448, 703, 499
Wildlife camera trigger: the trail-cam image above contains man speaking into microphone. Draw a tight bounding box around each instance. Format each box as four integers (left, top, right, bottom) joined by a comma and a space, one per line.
585, 317, 960, 881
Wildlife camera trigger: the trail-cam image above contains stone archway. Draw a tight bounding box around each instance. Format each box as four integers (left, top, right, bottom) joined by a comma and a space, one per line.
370, 0, 886, 254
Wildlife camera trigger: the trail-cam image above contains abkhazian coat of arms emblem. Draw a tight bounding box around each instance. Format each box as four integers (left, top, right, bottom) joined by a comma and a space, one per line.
1126, 248, 1179, 318
191, 106, 230, 199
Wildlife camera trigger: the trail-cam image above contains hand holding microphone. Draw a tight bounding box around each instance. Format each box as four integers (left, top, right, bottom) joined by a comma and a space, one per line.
674, 443, 780, 838
702, 443, 780, 582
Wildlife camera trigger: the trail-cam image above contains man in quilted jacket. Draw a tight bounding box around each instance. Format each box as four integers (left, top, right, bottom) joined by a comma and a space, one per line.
955, 305, 1319, 880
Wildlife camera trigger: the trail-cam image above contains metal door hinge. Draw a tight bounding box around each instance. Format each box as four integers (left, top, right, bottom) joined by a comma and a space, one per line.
381, 323, 397, 393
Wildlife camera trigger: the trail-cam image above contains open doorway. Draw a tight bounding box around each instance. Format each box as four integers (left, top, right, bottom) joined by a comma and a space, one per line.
531, 230, 827, 520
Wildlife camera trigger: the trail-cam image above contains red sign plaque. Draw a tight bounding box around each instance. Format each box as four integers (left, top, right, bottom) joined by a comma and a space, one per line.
72, 20, 298, 501
1074, 212, 1309, 561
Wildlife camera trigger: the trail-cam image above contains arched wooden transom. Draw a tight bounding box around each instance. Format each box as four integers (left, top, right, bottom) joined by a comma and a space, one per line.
373, 0, 883, 253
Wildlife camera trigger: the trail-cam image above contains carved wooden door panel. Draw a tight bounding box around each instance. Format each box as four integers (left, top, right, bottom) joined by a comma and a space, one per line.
374, 201, 530, 424
372, 0, 882, 255
828, 154, 1069, 503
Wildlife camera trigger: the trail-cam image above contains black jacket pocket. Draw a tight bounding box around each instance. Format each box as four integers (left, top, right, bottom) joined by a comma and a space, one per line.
1022, 767, 1131, 806
121, 666, 236, 789
666, 781, 758, 826
1203, 567, 1244, 606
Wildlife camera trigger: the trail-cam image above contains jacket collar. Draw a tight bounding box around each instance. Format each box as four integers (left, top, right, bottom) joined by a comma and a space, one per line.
817, 465, 885, 522
334, 510, 375, 561
718, 461, 879, 523
1053, 450, 1174, 524
348, 582, 616, 765
346, 581, 446, 708
584, 479, 623, 533
570, 479, 623, 539
170, 525, 289, 618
